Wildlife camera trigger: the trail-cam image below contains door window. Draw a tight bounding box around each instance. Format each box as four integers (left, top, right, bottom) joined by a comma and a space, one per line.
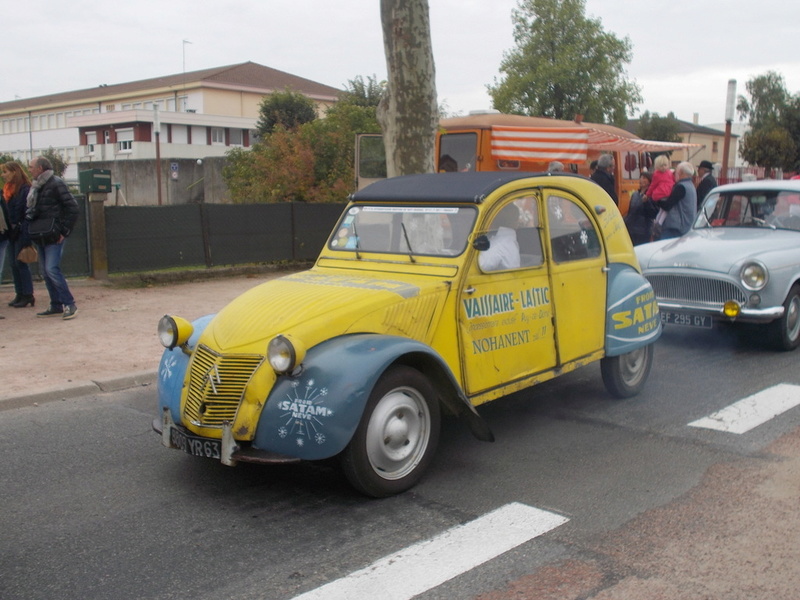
547, 195, 601, 263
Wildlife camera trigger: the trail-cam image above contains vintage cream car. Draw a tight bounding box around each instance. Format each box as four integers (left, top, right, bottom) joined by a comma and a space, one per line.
154, 172, 660, 497
636, 179, 800, 350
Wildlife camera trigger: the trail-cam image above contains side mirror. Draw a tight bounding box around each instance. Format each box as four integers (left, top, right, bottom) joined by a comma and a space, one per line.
473, 234, 490, 251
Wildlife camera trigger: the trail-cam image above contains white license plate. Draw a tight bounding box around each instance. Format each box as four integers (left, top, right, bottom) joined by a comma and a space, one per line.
170, 427, 221, 459
661, 311, 712, 329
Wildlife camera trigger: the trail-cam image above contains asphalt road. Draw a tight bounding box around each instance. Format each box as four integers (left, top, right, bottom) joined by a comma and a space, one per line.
1, 323, 799, 600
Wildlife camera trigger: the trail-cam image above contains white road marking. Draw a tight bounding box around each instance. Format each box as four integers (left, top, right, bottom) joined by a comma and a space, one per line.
689, 383, 800, 434
291, 502, 568, 600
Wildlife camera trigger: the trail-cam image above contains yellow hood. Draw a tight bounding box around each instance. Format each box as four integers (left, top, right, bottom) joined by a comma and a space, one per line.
199, 269, 451, 353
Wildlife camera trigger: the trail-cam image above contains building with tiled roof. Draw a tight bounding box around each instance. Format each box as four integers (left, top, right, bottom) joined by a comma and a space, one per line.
624, 116, 742, 170
0, 62, 341, 180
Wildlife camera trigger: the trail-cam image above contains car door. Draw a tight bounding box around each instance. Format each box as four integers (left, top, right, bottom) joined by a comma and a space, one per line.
544, 190, 607, 363
457, 194, 558, 397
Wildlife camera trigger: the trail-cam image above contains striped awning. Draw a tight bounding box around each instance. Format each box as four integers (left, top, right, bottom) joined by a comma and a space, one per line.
491, 126, 589, 163
491, 125, 699, 163
585, 128, 700, 152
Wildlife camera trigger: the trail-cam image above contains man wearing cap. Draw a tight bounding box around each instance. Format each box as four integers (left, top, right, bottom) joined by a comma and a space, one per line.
696, 160, 717, 208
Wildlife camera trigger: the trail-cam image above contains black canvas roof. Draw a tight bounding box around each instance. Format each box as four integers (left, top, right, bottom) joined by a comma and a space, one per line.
351, 172, 583, 204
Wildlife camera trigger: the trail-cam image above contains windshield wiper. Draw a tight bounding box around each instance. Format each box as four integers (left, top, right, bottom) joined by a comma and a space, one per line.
751, 217, 777, 230
350, 220, 362, 259
400, 222, 416, 263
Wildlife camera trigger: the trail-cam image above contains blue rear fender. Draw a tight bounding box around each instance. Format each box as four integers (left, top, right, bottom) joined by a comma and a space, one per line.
252, 333, 482, 460
605, 264, 661, 356
157, 314, 215, 424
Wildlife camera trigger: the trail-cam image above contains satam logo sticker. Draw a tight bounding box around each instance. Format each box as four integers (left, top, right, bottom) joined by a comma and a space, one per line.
276, 379, 333, 447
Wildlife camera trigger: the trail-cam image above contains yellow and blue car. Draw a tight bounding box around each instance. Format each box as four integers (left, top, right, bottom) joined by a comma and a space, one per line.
154, 172, 660, 497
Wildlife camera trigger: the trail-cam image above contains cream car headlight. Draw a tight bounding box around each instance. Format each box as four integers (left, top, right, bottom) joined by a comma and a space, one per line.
267, 334, 307, 374
158, 315, 194, 349
741, 262, 768, 291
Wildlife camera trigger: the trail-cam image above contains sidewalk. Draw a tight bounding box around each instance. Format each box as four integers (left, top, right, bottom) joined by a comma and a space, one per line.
0, 266, 301, 409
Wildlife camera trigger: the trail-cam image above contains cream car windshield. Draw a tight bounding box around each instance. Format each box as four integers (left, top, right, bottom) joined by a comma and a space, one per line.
330, 205, 478, 256
697, 190, 800, 232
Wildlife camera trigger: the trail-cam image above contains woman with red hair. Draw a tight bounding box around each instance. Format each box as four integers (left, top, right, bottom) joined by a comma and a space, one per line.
2, 161, 35, 308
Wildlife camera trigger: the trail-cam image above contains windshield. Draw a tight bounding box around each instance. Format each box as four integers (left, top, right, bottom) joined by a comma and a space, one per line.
696, 189, 800, 232
330, 205, 478, 257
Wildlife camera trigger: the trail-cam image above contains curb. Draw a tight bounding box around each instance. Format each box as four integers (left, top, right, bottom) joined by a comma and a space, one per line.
0, 370, 158, 411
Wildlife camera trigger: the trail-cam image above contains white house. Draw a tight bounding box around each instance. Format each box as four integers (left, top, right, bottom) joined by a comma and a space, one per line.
0, 62, 341, 181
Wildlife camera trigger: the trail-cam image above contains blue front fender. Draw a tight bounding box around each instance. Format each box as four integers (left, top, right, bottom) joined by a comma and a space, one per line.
605, 264, 661, 356
156, 314, 215, 423
252, 334, 455, 460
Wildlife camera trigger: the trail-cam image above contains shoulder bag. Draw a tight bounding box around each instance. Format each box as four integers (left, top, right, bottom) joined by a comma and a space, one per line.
27, 217, 58, 241
17, 245, 38, 263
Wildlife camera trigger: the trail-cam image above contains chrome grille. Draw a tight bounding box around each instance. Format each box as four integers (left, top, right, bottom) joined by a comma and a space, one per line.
646, 274, 747, 306
184, 345, 263, 427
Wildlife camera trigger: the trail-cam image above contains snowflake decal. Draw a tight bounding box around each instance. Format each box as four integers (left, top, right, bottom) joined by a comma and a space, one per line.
160, 354, 178, 381
278, 427, 288, 438
580, 230, 589, 245
296, 437, 305, 447
315, 433, 326, 445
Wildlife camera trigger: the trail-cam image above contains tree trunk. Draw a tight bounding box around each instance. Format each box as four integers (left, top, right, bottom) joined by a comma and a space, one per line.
377, 0, 438, 177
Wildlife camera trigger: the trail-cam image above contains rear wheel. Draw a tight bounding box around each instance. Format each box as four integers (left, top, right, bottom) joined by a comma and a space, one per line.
769, 284, 800, 351
341, 366, 441, 497
601, 343, 654, 399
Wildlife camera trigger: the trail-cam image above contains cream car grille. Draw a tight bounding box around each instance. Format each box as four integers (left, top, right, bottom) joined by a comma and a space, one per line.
185, 345, 263, 427
646, 275, 747, 306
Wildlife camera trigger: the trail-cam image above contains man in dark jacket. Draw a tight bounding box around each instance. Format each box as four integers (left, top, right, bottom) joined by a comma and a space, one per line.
695, 159, 717, 208
26, 156, 80, 319
659, 162, 697, 239
590, 154, 618, 205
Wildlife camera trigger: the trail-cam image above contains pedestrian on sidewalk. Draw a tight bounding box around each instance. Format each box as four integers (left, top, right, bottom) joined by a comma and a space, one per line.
26, 156, 79, 320
2, 161, 35, 309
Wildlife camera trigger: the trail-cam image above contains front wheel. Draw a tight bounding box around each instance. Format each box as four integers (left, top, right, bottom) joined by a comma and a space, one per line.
769, 284, 800, 351
340, 366, 441, 498
600, 343, 654, 399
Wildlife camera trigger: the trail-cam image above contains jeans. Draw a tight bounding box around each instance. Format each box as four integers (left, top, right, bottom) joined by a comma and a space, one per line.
9, 237, 34, 295
35, 238, 74, 308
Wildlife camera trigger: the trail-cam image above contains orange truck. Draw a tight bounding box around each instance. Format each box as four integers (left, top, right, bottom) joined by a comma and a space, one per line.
357, 112, 693, 215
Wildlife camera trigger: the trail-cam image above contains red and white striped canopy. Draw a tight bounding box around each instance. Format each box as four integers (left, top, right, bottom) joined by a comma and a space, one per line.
491, 125, 698, 163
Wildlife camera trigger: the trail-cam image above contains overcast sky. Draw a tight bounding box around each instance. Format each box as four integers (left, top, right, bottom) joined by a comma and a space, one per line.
4, 0, 799, 126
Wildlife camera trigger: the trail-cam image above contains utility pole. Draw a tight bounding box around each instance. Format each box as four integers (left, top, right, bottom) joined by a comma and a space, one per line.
154, 105, 163, 205
722, 79, 736, 183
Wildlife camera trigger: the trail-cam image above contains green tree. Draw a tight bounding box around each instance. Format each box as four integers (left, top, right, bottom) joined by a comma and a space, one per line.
42, 147, 69, 177
736, 71, 790, 130
736, 71, 799, 172
339, 75, 385, 108
635, 111, 681, 143
781, 95, 800, 171
488, 0, 642, 126
739, 127, 797, 175
255, 88, 318, 138
223, 79, 382, 203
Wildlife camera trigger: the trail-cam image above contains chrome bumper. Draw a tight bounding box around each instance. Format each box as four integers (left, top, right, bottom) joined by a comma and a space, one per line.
657, 301, 784, 323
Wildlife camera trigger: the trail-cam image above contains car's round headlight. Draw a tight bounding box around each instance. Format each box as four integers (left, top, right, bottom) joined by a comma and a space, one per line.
741, 262, 768, 291
267, 334, 307, 374
158, 315, 194, 349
